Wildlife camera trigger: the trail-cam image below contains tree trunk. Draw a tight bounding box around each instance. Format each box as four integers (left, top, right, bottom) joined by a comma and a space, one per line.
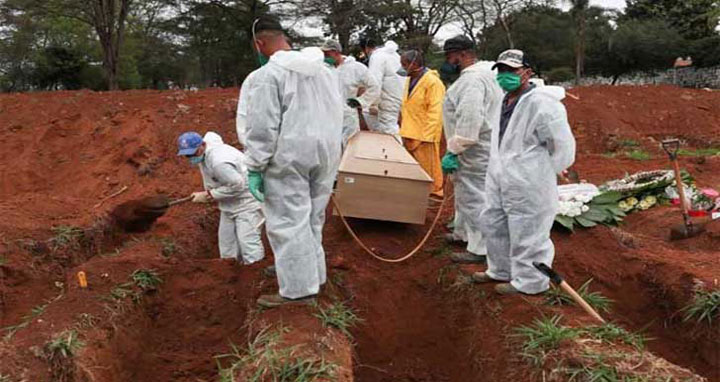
499, 16, 513, 48
574, 12, 585, 86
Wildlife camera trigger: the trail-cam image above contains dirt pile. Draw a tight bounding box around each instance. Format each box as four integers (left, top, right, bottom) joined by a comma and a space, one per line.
1, 85, 719, 382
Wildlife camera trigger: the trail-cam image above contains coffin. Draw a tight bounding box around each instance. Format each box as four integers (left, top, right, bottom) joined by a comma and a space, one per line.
333, 131, 432, 224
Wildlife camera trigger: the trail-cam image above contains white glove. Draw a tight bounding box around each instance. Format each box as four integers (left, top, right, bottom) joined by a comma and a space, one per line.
191, 191, 212, 203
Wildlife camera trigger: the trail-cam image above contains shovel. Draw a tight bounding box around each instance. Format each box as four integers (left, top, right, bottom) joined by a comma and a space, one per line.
661, 139, 706, 240
533, 262, 606, 324
110, 195, 193, 232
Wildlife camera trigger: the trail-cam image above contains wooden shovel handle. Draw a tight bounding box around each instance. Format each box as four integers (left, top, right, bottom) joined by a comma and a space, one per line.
168, 195, 193, 207
560, 281, 606, 324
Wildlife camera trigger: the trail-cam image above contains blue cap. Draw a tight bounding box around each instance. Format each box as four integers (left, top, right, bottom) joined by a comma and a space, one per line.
177, 132, 203, 156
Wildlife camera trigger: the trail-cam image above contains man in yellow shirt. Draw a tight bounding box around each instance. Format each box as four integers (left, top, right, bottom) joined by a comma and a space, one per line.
399, 50, 446, 198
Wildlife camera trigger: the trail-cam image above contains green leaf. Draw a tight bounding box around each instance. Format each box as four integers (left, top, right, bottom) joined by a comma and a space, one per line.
603, 205, 626, 217
591, 191, 624, 205
575, 216, 598, 228
555, 215, 575, 231
583, 207, 610, 222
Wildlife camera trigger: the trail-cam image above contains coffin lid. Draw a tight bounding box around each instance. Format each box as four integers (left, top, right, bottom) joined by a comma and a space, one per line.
338, 131, 433, 182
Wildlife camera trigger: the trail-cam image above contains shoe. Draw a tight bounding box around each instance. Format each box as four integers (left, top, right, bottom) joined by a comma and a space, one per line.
471, 272, 499, 283
256, 293, 317, 308
444, 233, 466, 244
495, 283, 520, 295
450, 252, 486, 264
263, 265, 276, 277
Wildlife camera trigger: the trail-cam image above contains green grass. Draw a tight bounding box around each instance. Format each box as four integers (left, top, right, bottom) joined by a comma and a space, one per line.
49, 225, 84, 251
215, 327, 335, 382
682, 287, 720, 325
678, 148, 720, 157
46, 330, 84, 358
602, 152, 618, 159
160, 238, 178, 257
545, 279, 613, 313
625, 149, 652, 161
74, 313, 99, 330
130, 269, 163, 290
3, 303, 49, 340
514, 315, 580, 366
619, 139, 639, 147
314, 301, 361, 338
584, 323, 647, 350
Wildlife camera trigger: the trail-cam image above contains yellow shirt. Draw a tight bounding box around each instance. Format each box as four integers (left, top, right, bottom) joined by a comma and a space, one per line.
400, 69, 446, 143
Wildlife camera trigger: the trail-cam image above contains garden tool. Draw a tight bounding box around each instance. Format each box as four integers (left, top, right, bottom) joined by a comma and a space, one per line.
661, 139, 706, 240
533, 262, 606, 324
110, 195, 193, 233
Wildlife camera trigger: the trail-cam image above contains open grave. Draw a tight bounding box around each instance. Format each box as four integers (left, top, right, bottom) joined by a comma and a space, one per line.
0, 86, 718, 382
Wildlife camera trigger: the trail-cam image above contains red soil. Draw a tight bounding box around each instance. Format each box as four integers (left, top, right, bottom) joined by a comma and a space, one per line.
1, 85, 718, 382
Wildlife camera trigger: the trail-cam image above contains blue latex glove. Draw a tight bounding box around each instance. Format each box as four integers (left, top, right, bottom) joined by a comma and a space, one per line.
248, 171, 265, 202
441, 152, 459, 174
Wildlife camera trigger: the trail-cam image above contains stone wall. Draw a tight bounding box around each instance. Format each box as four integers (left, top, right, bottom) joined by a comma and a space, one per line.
557, 65, 720, 89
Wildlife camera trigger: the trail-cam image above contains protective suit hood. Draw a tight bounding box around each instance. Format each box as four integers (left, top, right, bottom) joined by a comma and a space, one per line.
270, 47, 325, 76
203, 131, 224, 148
379, 40, 399, 53
529, 85, 565, 101
343, 55, 356, 64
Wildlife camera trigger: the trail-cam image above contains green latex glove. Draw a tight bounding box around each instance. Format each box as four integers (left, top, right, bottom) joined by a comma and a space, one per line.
441, 152, 459, 174
346, 98, 361, 108
248, 171, 265, 202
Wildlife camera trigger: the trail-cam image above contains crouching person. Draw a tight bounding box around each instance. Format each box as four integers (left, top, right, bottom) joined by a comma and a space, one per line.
177, 131, 265, 264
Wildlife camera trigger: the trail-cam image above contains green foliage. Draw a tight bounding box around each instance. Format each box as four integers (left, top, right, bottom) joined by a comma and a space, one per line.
555, 191, 626, 231
625, 0, 720, 40
584, 323, 647, 350
130, 269, 162, 290
314, 301, 362, 338
50, 225, 84, 251
625, 149, 652, 161
160, 238, 178, 257
46, 330, 84, 358
683, 286, 720, 325
678, 148, 720, 157
215, 327, 336, 382
546, 67, 575, 83
544, 279, 613, 313
514, 315, 581, 365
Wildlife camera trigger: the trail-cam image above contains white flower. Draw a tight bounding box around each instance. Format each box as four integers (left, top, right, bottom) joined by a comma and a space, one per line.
581, 205, 590, 212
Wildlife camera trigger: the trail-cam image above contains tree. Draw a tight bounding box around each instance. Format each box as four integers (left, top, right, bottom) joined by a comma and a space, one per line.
300, 0, 366, 52
625, 0, 720, 40
566, 0, 589, 84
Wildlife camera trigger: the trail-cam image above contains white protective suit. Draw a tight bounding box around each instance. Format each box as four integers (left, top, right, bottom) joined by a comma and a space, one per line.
245, 47, 343, 299
334, 56, 381, 146
364, 41, 404, 136
481, 85, 576, 294
199, 132, 265, 263
236, 70, 259, 146
443, 62, 503, 256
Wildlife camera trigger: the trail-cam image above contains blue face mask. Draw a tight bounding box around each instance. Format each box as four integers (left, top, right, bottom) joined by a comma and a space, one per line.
189, 154, 204, 165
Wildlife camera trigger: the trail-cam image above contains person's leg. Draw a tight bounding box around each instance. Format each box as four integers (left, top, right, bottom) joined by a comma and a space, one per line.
308, 164, 337, 287
263, 167, 320, 299
405, 140, 444, 197
458, 145, 489, 256
235, 208, 265, 265
218, 211, 239, 259
480, 173, 511, 281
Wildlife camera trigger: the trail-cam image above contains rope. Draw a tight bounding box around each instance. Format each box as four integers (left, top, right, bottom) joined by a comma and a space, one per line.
330, 181, 453, 263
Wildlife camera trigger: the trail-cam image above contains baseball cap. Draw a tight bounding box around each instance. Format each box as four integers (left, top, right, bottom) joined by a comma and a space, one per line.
440, 35, 475, 53
177, 132, 203, 156
492, 49, 532, 70
320, 39, 342, 52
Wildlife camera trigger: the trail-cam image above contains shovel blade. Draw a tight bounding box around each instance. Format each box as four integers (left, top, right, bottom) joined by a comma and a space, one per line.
110, 196, 171, 232
669, 223, 706, 240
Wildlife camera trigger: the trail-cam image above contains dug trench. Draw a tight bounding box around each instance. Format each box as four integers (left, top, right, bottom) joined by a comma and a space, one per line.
1, 86, 718, 381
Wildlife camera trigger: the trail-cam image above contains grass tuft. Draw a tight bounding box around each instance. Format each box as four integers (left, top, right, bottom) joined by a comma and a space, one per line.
514, 315, 580, 366
130, 269, 163, 290
545, 279, 613, 313
625, 149, 652, 161
583, 323, 647, 350
678, 148, 720, 157
215, 327, 335, 382
314, 301, 361, 338
682, 285, 720, 325
619, 139, 639, 147
46, 330, 84, 358
49, 225, 84, 251
160, 237, 178, 257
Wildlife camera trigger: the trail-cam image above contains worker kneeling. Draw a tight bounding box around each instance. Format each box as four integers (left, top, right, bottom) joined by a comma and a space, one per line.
177, 131, 264, 264
476, 50, 576, 295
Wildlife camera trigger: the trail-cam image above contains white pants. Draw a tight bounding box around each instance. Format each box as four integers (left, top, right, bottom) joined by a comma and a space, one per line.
218, 208, 265, 264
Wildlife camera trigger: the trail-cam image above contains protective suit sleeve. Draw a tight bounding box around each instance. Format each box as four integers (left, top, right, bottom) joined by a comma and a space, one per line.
367, 54, 385, 92
425, 79, 445, 139
535, 101, 576, 174
356, 65, 381, 109
447, 78, 486, 154
235, 80, 252, 146
208, 163, 245, 201
245, 77, 281, 172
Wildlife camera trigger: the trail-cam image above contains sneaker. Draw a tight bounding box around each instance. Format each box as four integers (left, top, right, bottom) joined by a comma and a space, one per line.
494, 283, 520, 295
471, 272, 499, 283
263, 265, 276, 277
444, 233, 466, 244
450, 252, 486, 264
256, 293, 317, 308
